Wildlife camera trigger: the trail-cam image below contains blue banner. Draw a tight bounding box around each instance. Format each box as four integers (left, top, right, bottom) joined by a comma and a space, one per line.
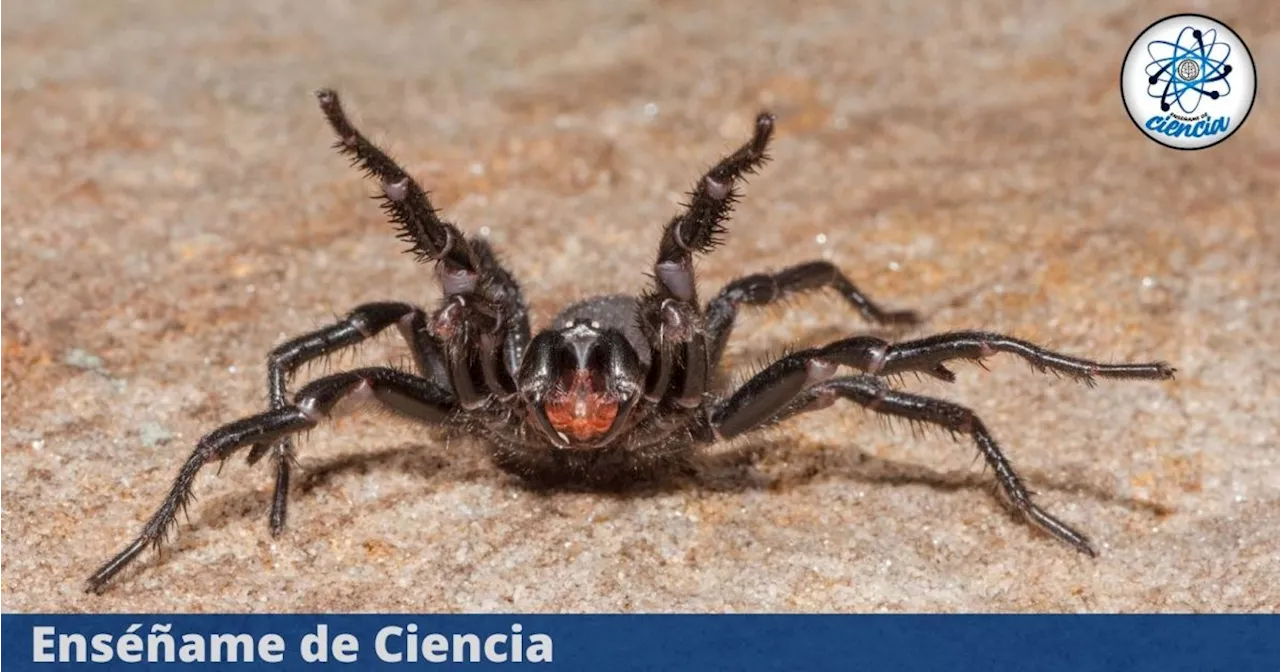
3, 614, 1276, 670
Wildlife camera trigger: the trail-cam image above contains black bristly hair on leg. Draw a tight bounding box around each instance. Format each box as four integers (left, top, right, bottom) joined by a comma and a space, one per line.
705, 331, 1174, 554
704, 260, 921, 367
245, 301, 445, 536
86, 368, 456, 593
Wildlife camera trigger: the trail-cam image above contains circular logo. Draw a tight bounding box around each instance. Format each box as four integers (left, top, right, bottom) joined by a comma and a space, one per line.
1121, 14, 1256, 150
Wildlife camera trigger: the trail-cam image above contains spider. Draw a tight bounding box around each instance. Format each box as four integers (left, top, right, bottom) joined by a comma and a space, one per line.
85, 90, 1176, 593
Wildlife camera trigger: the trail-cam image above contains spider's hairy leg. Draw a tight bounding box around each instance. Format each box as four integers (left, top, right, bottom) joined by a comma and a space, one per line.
704, 330, 1175, 437
707, 361, 1098, 555
315, 89, 475, 274
652, 111, 776, 279
704, 260, 921, 365
246, 302, 444, 536
640, 112, 775, 405
708, 327, 1177, 554
814, 331, 1177, 386
795, 376, 1099, 555
85, 367, 455, 594
316, 91, 534, 409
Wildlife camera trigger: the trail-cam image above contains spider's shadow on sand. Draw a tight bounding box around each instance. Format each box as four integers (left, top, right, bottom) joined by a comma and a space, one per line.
187, 434, 1171, 543
97, 432, 1172, 591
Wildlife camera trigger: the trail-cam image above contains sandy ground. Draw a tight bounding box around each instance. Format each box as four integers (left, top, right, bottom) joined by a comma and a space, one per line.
3, 0, 1278, 613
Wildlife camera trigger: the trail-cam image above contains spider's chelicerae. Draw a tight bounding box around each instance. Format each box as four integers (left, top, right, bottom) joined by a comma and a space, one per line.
86, 90, 1176, 593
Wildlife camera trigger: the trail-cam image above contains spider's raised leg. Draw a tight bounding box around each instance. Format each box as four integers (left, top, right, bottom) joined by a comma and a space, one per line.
317, 90, 531, 409
639, 112, 775, 405
705, 260, 920, 365
317, 89, 472, 272
85, 367, 455, 594
246, 301, 445, 536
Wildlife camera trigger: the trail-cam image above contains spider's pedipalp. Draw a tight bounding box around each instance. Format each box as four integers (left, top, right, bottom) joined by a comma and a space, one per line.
470, 238, 533, 387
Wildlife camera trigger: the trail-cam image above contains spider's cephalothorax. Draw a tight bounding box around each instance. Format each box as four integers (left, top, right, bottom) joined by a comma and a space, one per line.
85, 90, 1177, 593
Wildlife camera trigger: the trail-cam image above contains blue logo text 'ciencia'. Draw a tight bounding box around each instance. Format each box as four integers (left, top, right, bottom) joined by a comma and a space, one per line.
1143, 114, 1230, 138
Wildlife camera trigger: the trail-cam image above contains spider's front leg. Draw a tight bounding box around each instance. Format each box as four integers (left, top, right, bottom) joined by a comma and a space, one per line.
247, 301, 445, 537
85, 367, 455, 594
317, 90, 532, 409
639, 112, 775, 405
704, 334, 1175, 555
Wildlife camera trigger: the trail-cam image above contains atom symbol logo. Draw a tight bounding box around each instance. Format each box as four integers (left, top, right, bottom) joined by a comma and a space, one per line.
1146, 26, 1232, 113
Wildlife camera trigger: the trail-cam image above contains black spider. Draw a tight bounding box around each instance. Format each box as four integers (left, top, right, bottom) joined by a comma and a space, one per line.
85, 90, 1176, 593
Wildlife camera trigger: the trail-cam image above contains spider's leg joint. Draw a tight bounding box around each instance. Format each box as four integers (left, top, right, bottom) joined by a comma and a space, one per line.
297, 396, 324, 422
703, 175, 730, 201
805, 358, 840, 386
381, 176, 410, 202
659, 298, 697, 342
656, 261, 695, 302
865, 344, 888, 374
439, 265, 479, 296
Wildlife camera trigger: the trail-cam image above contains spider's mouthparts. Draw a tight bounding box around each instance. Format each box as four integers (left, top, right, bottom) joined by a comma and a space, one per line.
543, 370, 619, 445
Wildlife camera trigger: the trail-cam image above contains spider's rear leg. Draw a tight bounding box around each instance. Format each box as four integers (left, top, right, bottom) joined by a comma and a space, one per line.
707, 332, 1175, 554
249, 302, 445, 536
707, 363, 1097, 554
704, 260, 920, 365
85, 367, 455, 594
803, 377, 1098, 555
816, 330, 1176, 385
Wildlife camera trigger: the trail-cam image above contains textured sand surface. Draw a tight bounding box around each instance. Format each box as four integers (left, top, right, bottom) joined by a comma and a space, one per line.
3, 0, 1278, 612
